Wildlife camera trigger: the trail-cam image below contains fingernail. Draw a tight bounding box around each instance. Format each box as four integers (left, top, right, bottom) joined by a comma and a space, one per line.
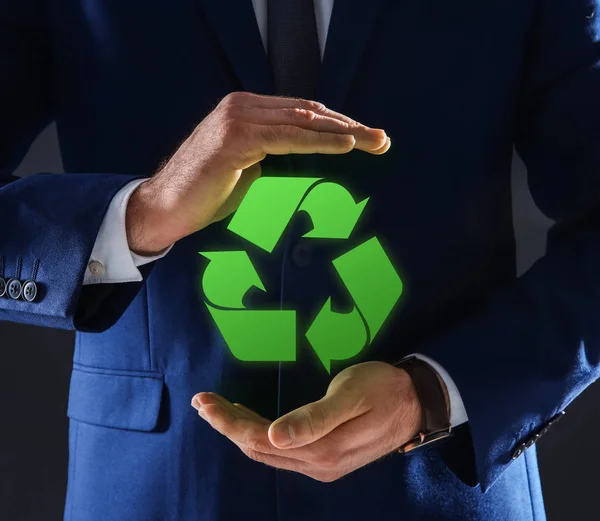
271, 422, 294, 447
191, 397, 202, 410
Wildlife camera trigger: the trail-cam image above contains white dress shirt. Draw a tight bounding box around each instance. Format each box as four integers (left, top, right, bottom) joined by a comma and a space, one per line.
83, 0, 468, 427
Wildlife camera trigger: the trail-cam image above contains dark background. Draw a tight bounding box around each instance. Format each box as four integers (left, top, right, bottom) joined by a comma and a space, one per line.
1, 125, 599, 521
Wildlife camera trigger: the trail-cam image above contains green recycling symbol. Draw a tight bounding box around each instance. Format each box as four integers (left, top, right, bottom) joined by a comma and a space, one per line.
199, 177, 403, 373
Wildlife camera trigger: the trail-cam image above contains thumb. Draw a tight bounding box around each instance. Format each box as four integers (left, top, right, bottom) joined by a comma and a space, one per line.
268, 386, 368, 449
211, 163, 261, 223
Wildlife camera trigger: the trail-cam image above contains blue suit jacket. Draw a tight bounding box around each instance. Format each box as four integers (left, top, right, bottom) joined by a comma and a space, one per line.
2, 0, 600, 519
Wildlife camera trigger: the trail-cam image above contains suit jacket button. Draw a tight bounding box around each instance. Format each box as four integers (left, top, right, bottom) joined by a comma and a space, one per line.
525, 434, 540, 449
88, 260, 105, 276
22, 280, 38, 302
511, 445, 525, 460
0, 277, 6, 297
290, 241, 312, 268
7, 278, 22, 300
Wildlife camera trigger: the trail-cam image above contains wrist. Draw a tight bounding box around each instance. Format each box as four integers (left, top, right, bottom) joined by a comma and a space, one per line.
125, 179, 181, 256
393, 356, 452, 454
393, 367, 423, 441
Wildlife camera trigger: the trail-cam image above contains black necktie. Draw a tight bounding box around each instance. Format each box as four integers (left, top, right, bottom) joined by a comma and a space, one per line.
267, 0, 321, 99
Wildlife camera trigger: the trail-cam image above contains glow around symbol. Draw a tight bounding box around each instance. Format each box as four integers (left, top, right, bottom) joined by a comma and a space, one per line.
199, 177, 403, 373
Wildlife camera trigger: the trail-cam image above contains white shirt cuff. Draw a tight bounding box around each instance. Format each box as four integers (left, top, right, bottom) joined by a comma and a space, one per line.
411, 353, 468, 427
83, 178, 174, 285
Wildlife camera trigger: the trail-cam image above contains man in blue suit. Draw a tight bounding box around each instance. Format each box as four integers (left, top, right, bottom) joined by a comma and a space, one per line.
2, 0, 599, 519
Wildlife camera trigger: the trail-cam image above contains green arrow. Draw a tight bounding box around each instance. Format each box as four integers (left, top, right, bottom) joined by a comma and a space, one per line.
332, 237, 403, 341
201, 178, 403, 370
205, 303, 296, 361
228, 177, 322, 252
306, 298, 368, 373
298, 182, 369, 239
198, 251, 265, 309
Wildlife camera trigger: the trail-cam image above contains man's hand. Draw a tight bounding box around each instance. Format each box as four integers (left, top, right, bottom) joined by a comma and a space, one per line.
190, 362, 422, 483
126, 92, 390, 255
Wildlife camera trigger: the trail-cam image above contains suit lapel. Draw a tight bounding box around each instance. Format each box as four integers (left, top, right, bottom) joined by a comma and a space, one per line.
198, 0, 386, 111
197, 0, 274, 95
315, 0, 386, 112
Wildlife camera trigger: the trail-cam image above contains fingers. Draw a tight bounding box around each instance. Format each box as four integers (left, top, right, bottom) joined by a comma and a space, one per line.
192, 392, 272, 429
233, 402, 270, 424
198, 401, 286, 456
232, 106, 387, 153
250, 124, 358, 155
237, 446, 315, 476
220, 91, 391, 155
193, 393, 331, 459
223, 94, 365, 133
199, 402, 268, 439
370, 135, 392, 155
221, 91, 327, 111
223, 92, 376, 135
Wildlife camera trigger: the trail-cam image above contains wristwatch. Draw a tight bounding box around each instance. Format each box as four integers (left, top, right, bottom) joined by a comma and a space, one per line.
394, 356, 452, 454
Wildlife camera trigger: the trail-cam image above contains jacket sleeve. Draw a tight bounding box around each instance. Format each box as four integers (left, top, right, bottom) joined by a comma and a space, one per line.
0, 0, 154, 332
418, 0, 600, 492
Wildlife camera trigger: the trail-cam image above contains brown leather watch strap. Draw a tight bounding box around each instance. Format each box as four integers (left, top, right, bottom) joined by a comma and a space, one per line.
394, 356, 452, 454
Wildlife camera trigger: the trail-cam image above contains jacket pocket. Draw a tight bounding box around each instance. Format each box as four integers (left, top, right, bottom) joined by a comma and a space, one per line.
67, 363, 164, 432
